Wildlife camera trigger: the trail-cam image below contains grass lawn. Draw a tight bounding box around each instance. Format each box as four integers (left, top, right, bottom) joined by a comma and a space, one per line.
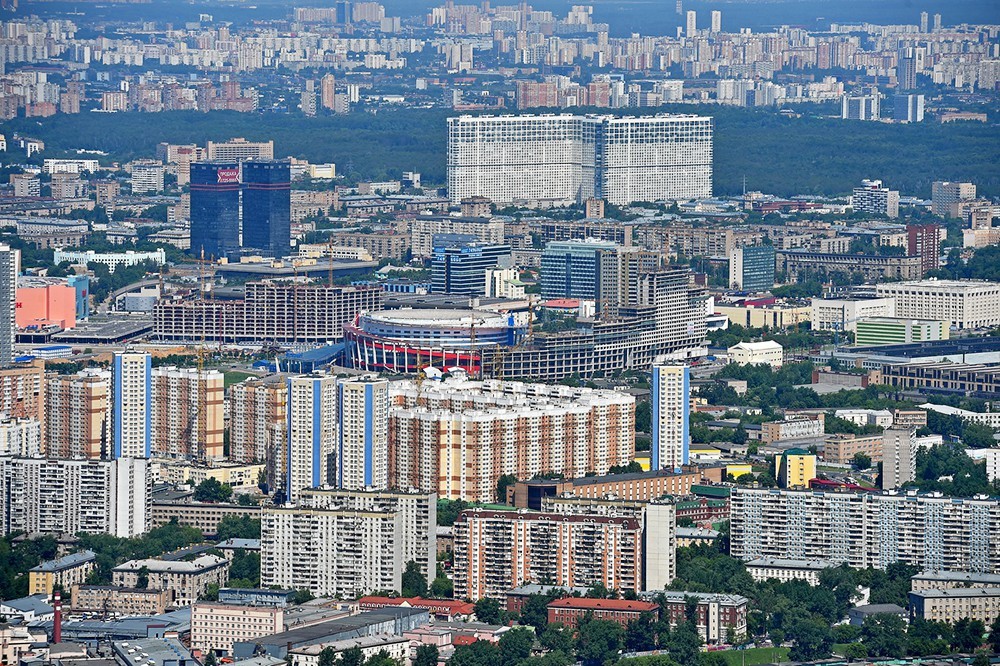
715, 647, 790, 666
224, 370, 257, 388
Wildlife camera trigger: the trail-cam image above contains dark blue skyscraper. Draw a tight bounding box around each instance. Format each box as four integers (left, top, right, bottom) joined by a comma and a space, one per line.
242, 160, 291, 257
190, 161, 240, 260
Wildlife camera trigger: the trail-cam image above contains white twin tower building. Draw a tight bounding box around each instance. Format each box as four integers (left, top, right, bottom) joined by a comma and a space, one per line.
447, 113, 714, 206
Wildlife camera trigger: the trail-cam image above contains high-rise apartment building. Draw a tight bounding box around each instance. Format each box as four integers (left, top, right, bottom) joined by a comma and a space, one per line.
11, 174, 41, 198
389, 378, 635, 502
130, 163, 165, 194
651, 364, 689, 471
447, 114, 713, 206
45, 369, 109, 459
410, 215, 505, 259
852, 179, 899, 218
894, 94, 924, 123
906, 223, 940, 275
931, 181, 976, 217
776, 449, 816, 488
453, 507, 649, 600
320, 74, 336, 111
710, 10, 721, 33
841, 94, 880, 120
431, 237, 512, 296
205, 138, 274, 162
0, 419, 41, 457
112, 352, 151, 459
190, 161, 241, 260
920, 11, 928, 32
728, 245, 776, 291
0, 245, 18, 367
730, 488, 1000, 573
897, 47, 919, 91
875, 279, 1000, 329
881, 427, 916, 490
685, 10, 696, 37
336, 377, 389, 490
0, 456, 150, 537
261, 488, 436, 597
242, 160, 291, 257
300, 79, 317, 117
229, 377, 287, 470
286, 374, 337, 502
150, 367, 225, 461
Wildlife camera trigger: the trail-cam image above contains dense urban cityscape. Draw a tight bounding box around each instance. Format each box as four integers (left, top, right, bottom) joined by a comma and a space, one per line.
0, 0, 998, 665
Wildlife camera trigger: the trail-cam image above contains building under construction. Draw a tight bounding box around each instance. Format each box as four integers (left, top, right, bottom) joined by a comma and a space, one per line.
152, 281, 384, 345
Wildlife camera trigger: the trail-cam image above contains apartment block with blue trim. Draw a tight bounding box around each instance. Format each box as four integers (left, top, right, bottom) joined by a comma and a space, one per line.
336, 377, 389, 490
112, 351, 151, 459
285, 374, 337, 503
651, 363, 690, 472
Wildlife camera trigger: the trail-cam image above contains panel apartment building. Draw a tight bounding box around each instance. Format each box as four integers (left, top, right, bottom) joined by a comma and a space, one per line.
447, 114, 713, 206
453, 509, 643, 600
874, 279, 1000, 330
261, 488, 436, 598
730, 487, 1000, 574
0, 456, 151, 537
388, 378, 635, 503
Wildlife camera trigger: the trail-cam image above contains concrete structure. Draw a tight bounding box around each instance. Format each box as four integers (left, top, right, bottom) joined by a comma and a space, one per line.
842, 94, 880, 121
28, 550, 95, 597
728, 340, 783, 367
150, 499, 260, 535
745, 557, 839, 586
852, 179, 899, 217
131, 163, 165, 194
728, 245, 775, 291
875, 279, 1000, 329
206, 138, 275, 162
967, 448, 1000, 482
882, 362, 1000, 400
0, 456, 150, 537
0, 418, 41, 457
822, 433, 884, 464
285, 374, 337, 502
881, 427, 916, 490
909, 587, 1000, 625
53, 249, 166, 272
931, 181, 976, 218
761, 415, 824, 444
453, 508, 648, 600
547, 598, 658, 629
651, 363, 690, 471
540, 238, 620, 301
854, 317, 948, 346
910, 570, 1000, 591
907, 223, 940, 275
151, 367, 224, 461
44, 369, 109, 459
191, 602, 284, 654
894, 94, 924, 123
112, 352, 151, 459
447, 114, 713, 206
154, 282, 383, 344
731, 487, 1000, 573
714, 301, 810, 330
229, 377, 287, 470
639, 591, 748, 644
778, 251, 920, 282
261, 488, 436, 598
388, 378, 634, 502
112, 555, 230, 607
409, 215, 505, 260
431, 238, 511, 296
776, 449, 816, 489
70, 585, 172, 616
336, 377, 389, 490
289, 636, 410, 666
15, 282, 77, 329
507, 468, 700, 510
0, 245, 17, 366
112, 638, 195, 666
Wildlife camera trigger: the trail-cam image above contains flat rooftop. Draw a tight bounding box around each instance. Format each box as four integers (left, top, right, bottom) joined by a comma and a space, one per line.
52, 317, 153, 344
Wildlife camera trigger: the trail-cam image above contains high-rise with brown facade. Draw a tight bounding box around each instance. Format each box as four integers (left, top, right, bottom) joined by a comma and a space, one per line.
45, 370, 109, 459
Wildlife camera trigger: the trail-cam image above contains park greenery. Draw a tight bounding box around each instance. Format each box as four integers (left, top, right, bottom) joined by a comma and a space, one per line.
5, 103, 999, 197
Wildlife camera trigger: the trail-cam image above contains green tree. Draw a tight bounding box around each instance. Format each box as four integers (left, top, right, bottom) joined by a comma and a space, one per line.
852, 452, 871, 470
576, 619, 624, 666
540, 624, 574, 654
136, 566, 150, 589
665, 622, 701, 665
860, 614, 907, 658
318, 647, 337, 666
364, 650, 400, 666
430, 572, 453, 598
450, 640, 499, 666
204, 652, 217, 666
293, 588, 315, 605
414, 644, 439, 666
952, 618, 986, 652
474, 597, 504, 625
990, 614, 1000, 652
786, 618, 833, 662
215, 515, 261, 540
340, 647, 365, 666
498, 628, 534, 666
496, 474, 518, 504
624, 612, 657, 652
520, 592, 556, 631
842, 643, 868, 661
401, 560, 428, 597
194, 478, 233, 503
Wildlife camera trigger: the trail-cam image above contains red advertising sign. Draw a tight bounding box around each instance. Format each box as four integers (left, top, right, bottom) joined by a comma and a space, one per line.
217, 168, 240, 184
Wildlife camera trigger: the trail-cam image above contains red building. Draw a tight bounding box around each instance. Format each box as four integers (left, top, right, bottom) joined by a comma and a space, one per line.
358, 596, 475, 621
907, 223, 940, 275
546, 597, 659, 629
